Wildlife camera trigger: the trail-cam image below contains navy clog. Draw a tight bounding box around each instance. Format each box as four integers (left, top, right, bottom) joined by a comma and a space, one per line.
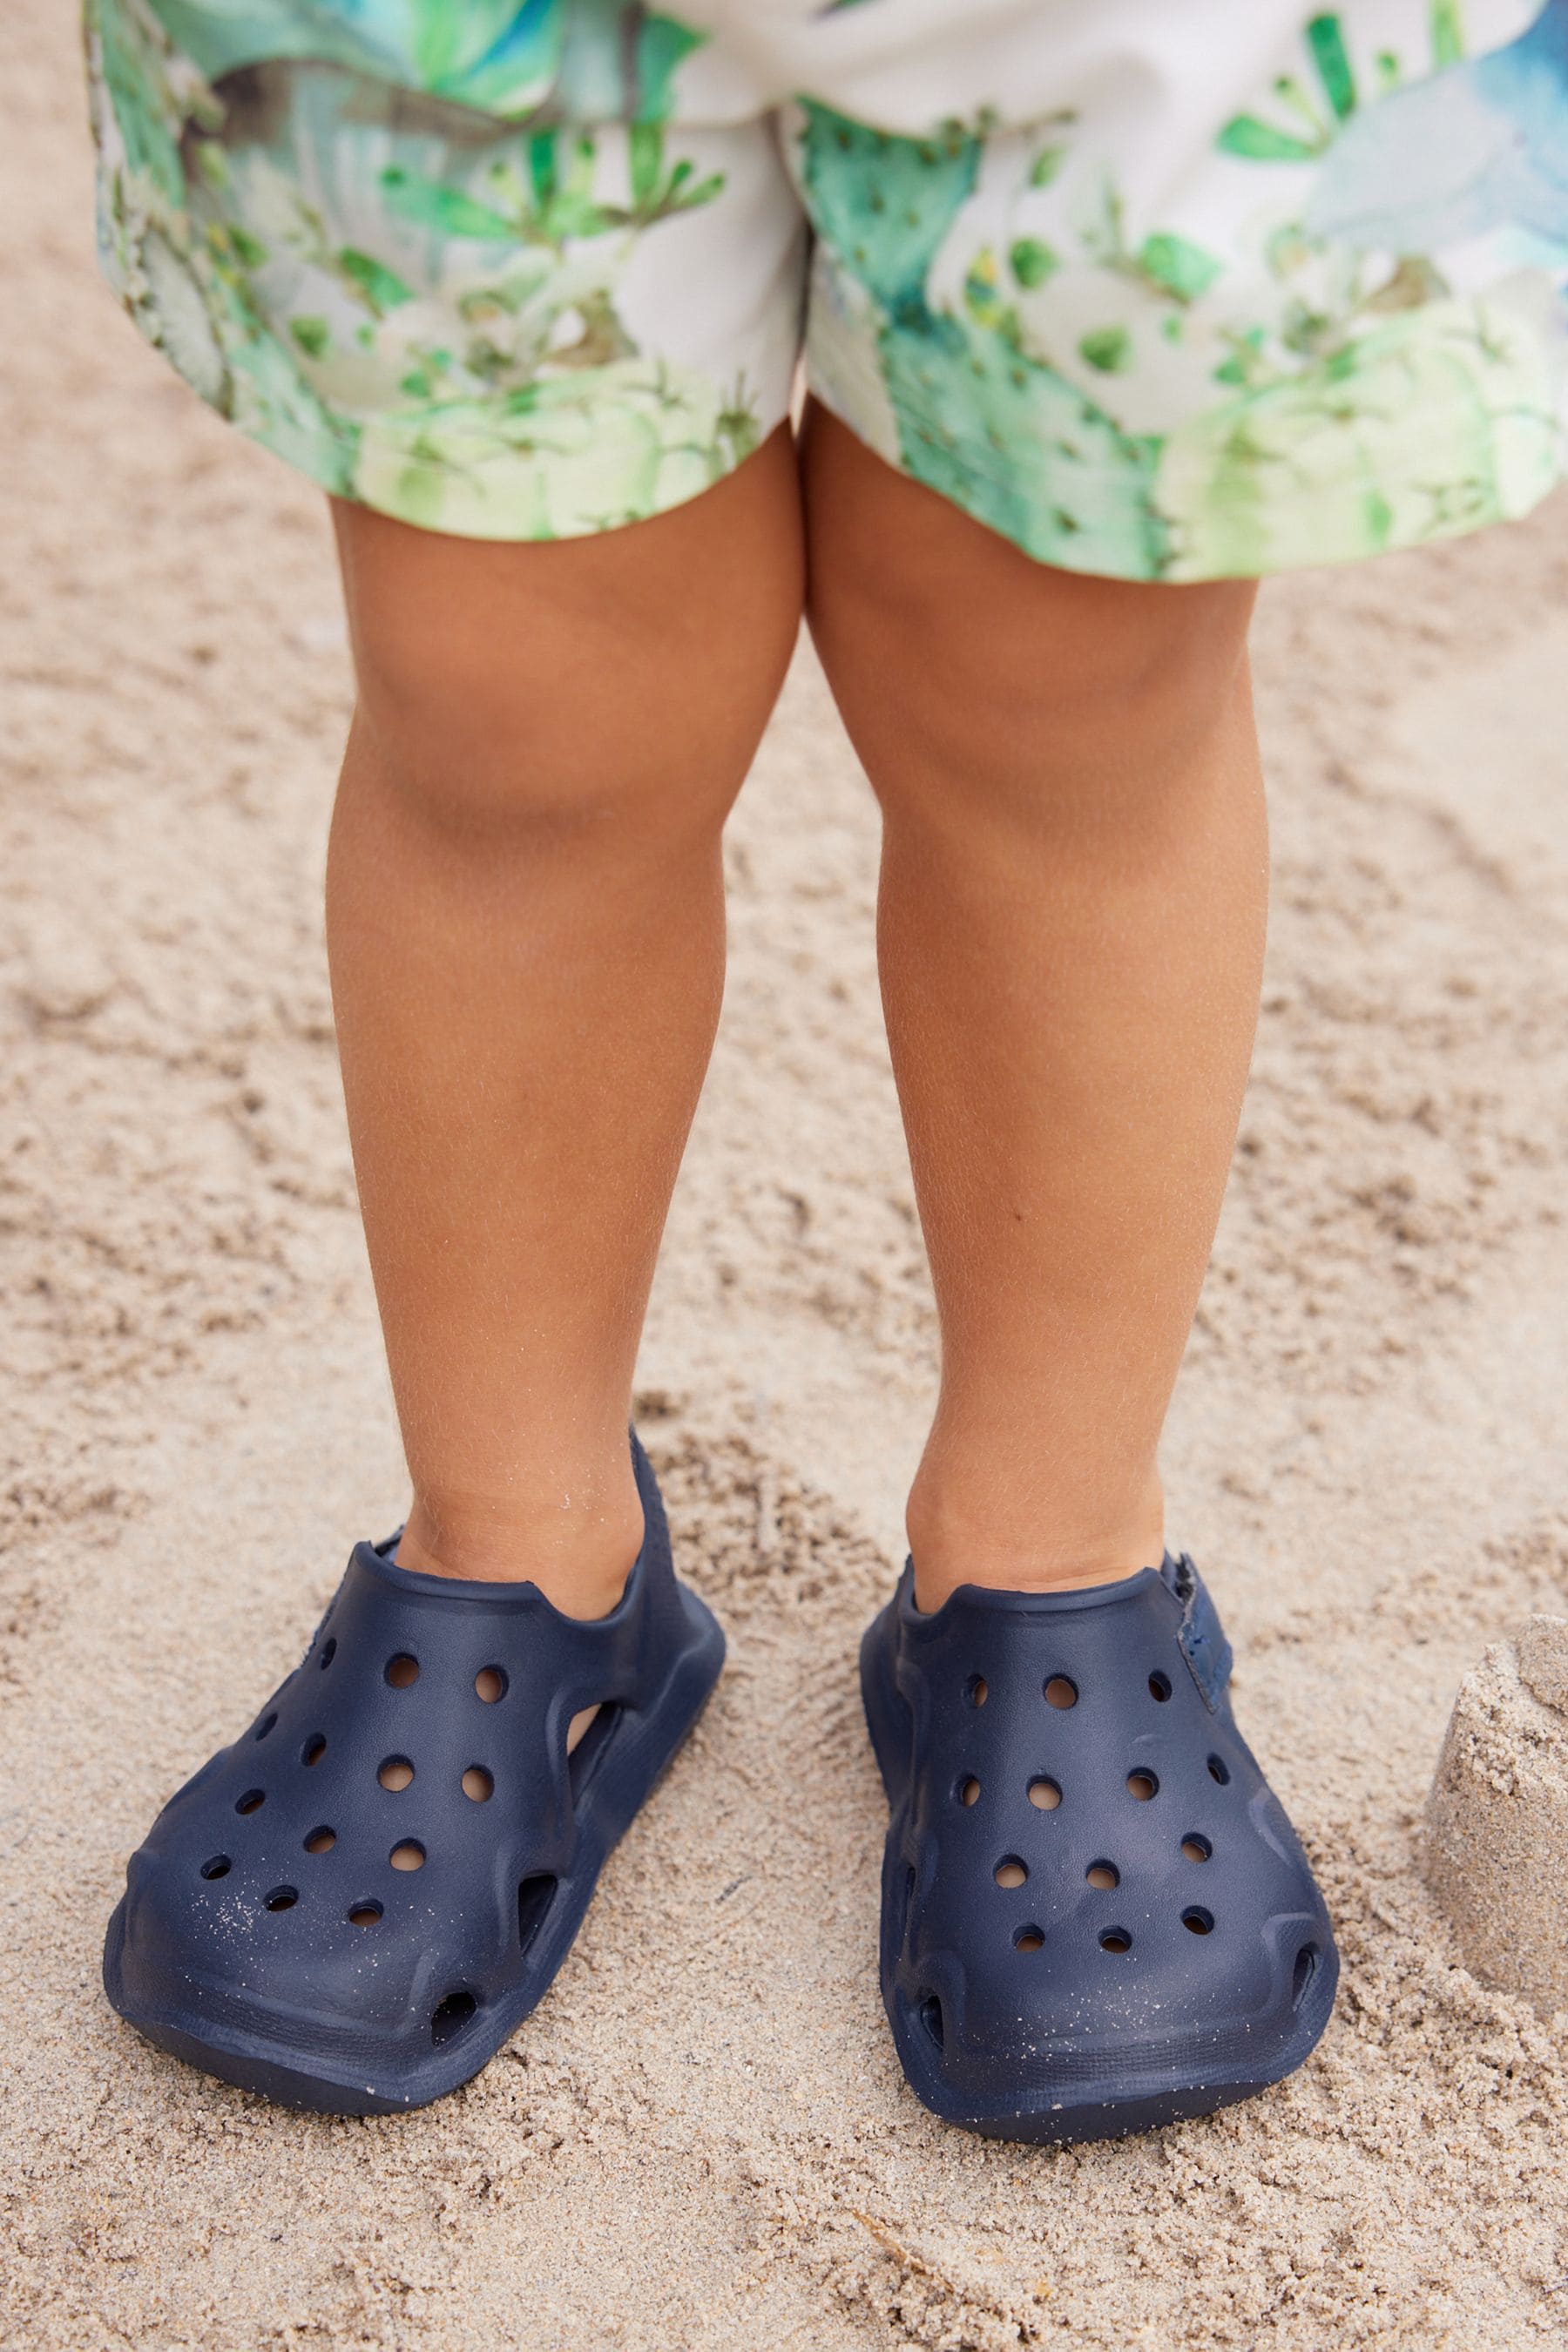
104, 1433, 723, 2113
862, 1553, 1337, 2144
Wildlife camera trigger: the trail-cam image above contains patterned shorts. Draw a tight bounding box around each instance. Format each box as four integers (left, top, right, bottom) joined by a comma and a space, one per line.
88, 0, 1568, 579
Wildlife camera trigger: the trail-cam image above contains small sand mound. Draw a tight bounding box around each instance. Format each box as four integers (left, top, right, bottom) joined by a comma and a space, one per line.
1426, 1619, 1568, 2016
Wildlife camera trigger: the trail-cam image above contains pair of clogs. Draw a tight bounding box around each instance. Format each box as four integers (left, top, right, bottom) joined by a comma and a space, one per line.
105, 1433, 1335, 2138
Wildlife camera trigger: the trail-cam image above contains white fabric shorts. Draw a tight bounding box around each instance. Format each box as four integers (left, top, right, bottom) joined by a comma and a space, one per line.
89, 0, 1568, 577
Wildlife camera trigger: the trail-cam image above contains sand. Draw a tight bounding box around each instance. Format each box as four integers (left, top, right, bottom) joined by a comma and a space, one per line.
5, 6, 1568, 2347
1427, 1619, 1568, 2015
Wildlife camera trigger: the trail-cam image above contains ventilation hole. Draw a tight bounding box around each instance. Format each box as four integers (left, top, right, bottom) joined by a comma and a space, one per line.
1207, 1754, 1231, 1786
389, 1840, 425, 1873
567, 1702, 623, 1800
1013, 1925, 1044, 1953
264, 1886, 298, 1913
1099, 1928, 1132, 1954
378, 1756, 414, 1792
1027, 1776, 1063, 1812
1181, 1834, 1213, 1864
1085, 1861, 1119, 1890
964, 1674, 989, 1709
462, 1766, 494, 1803
1126, 1770, 1159, 1802
918, 1993, 944, 2049
957, 1775, 981, 1808
1044, 1676, 1078, 1710
1148, 1671, 1173, 1702
319, 1638, 336, 1670
994, 1855, 1028, 1889
348, 1901, 382, 1928
235, 1788, 265, 1816
1292, 1943, 1321, 2009
430, 1990, 477, 2048
303, 1826, 336, 1856
254, 1713, 278, 1742
199, 1855, 231, 1880
475, 1666, 506, 1704
301, 1734, 327, 1767
385, 1653, 420, 1690
517, 1873, 558, 1954
1182, 1907, 1214, 1936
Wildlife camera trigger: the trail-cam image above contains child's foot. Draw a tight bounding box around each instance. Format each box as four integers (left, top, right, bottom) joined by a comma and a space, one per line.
102, 1433, 723, 2113
861, 1555, 1337, 2144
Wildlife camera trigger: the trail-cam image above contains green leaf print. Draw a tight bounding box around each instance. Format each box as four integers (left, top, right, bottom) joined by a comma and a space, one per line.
337, 249, 415, 315
1028, 145, 1068, 188
622, 130, 726, 225
714, 375, 762, 468
657, 159, 728, 216
1216, 23, 1362, 163
1217, 2, 1475, 171
1306, 16, 1357, 120
629, 123, 664, 210
1079, 325, 1133, 374
529, 131, 559, 211
289, 315, 331, 358
800, 105, 980, 314
801, 98, 1166, 578
1009, 237, 1058, 290
1362, 489, 1396, 548
1216, 116, 1323, 162
1430, 0, 1467, 66
873, 308, 1166, 577
378, 168, 517, 243
378, 129, 681, 262
542, 135, 628, 240
636, 13, 707, 121
1137, 233, 1222, 303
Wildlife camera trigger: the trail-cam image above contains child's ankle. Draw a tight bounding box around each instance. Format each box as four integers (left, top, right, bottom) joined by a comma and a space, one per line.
905, 1475, 1166, 1612
395, 1485, 645, 1620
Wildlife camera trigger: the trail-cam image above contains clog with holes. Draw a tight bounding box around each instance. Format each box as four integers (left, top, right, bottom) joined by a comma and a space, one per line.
861, 1553, 1337, 2143
104, 1433, 722, 2112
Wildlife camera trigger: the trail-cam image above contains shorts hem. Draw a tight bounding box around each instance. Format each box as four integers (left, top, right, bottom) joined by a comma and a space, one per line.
805, 371, 1567, 585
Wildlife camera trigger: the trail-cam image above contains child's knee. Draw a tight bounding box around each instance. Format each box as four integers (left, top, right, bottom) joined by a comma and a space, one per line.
332, 470, 801, 851
806, 416, 1256, 821
345, 607, 746, 852
847, 568, 1255, 842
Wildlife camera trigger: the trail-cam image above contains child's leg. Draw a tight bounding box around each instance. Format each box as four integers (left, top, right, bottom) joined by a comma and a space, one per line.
326, 426, 803, 1614
801, 403, 1265, 1605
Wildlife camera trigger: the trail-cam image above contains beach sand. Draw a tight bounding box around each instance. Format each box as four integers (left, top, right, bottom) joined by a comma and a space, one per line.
4, 6, 1568, 2346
